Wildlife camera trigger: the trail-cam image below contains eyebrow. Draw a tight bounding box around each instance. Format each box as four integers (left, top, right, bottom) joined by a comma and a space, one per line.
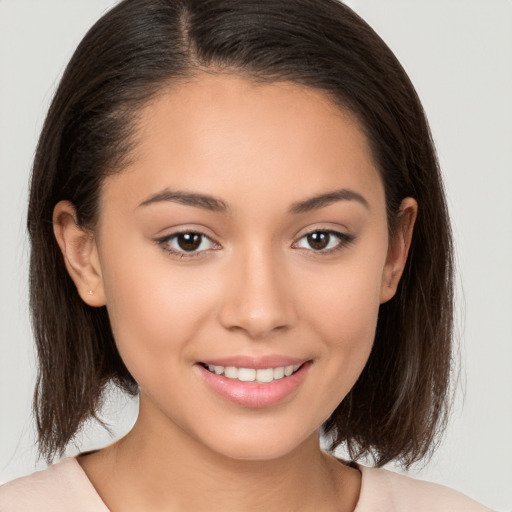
137, 187, 369, 214
138, 189, 229, 212
289, 188, 370, 214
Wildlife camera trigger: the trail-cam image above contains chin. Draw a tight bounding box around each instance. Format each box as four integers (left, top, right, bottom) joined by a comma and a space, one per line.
197, 424, 318, 463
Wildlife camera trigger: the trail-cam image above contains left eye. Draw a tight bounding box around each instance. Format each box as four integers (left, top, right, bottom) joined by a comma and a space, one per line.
159, 232, 217, 254
294, 230, 349, 251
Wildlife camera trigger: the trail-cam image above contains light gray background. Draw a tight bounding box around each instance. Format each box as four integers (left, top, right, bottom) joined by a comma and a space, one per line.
1, 1, 511, 510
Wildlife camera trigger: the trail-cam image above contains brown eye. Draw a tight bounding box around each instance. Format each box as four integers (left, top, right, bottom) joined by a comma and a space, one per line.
306, 232, 331, 250
157, 231, 218, 256
294, 229, 354, 253
177, 232, 202, 251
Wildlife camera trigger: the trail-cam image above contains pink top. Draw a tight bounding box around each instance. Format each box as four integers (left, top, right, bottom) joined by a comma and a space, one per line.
0, 457, 491, 511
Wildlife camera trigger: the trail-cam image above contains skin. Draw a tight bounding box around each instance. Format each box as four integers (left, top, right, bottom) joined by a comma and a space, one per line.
53, 73, 417, 512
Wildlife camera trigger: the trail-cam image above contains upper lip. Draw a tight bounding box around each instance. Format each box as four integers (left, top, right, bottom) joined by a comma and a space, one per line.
199, 355, 310, 369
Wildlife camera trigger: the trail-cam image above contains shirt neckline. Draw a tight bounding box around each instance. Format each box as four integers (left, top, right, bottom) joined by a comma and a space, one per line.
69, 456, 111, 511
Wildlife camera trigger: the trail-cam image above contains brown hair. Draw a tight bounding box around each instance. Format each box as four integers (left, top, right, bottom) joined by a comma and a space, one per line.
28, 0, 453, 467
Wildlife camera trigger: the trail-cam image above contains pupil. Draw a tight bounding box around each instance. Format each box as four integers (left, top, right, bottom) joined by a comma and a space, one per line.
177, 233, 201, 251
307, 232, 329, 250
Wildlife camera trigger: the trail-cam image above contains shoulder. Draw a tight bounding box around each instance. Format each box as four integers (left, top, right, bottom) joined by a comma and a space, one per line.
356, 465, 492, 512
0, 458, 109, 512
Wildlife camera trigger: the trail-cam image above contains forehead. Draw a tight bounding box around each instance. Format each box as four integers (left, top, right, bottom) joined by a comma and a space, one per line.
101, 73, 384, 216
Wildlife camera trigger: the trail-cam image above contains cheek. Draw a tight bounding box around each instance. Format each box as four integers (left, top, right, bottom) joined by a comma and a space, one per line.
98, 241, 218, 381
290, 279, 381, 429
299, 250, 386, 398
316, 284, 379, 381
304, 252, 385, 344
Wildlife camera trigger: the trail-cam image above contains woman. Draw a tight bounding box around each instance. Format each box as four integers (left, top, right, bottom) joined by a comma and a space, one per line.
0, 0, 492, 510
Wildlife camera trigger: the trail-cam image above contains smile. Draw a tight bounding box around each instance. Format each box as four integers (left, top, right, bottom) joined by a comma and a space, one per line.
203, 364, 302, 383
197, 360, 311, 408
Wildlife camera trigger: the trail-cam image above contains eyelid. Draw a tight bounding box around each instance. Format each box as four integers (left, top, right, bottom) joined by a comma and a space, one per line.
291, 228, 355, 254
155, 229, 221, 259
154, 225, 355, 259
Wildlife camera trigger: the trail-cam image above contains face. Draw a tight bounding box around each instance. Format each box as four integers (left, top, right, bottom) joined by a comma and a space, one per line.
56, 73, 414, 461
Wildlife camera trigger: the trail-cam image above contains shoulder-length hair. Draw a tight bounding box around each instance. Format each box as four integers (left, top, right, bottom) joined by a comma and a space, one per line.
28, 0, 453, 467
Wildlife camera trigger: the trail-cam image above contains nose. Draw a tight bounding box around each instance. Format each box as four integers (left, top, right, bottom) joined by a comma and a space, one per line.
217, 246, 297, 339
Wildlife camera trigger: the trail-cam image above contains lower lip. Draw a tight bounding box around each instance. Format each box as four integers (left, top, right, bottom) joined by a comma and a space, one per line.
196, 363, 310, 408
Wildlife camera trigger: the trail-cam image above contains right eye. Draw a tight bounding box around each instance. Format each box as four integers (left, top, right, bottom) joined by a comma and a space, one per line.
156, 231, 219, 258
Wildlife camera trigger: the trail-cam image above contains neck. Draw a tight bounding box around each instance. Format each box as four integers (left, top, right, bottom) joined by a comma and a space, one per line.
78, 398, 360, 512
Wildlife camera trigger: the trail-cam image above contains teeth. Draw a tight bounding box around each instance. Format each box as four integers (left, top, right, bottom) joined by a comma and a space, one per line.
204, 364, 301, 382
273, 366, 285, 380
224, 366, 238, 379
256, 368, 274, 383
238, 368, 256, 381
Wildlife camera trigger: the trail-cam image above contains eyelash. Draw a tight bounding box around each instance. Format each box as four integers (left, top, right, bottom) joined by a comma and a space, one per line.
155, 230, 220, 259
292, 230, 355, 254
155, 229, 355, 259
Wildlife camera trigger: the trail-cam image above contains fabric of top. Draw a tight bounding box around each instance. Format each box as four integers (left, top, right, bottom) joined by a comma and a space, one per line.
0, 456, 491, 511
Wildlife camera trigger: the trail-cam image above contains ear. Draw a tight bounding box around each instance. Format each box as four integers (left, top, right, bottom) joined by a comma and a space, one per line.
53, 200, 106, 307
380, 197, 418, 304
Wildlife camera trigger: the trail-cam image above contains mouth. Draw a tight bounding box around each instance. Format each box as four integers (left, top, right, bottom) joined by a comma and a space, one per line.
199, 363, 303, 383
196, 359, 311, 408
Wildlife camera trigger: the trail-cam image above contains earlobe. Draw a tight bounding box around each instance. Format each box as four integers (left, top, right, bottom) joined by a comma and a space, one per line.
380, 197, 418, 304
53, 200, 106, 307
